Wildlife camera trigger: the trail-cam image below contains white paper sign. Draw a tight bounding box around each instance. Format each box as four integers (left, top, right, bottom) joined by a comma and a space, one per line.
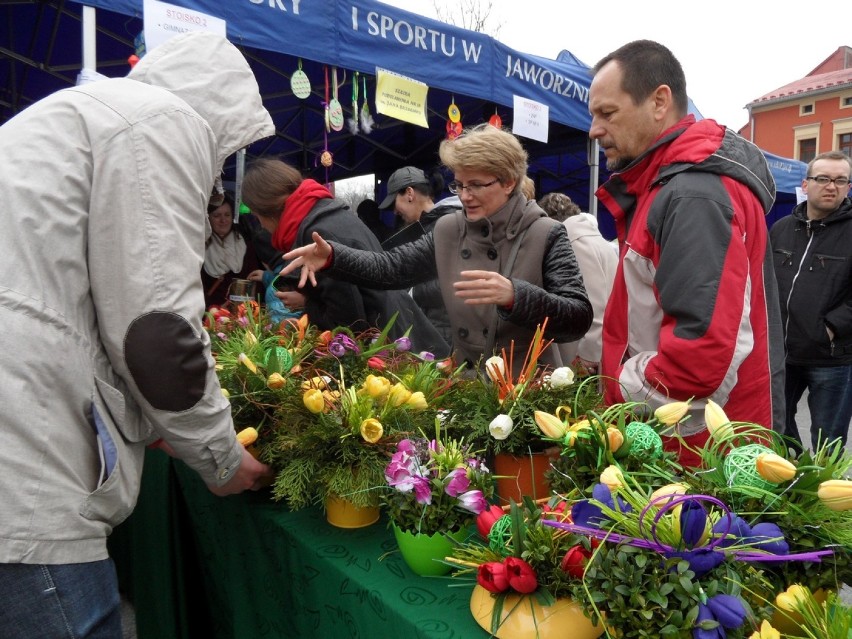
511, 95, 549, 143
143, 0, 226, 53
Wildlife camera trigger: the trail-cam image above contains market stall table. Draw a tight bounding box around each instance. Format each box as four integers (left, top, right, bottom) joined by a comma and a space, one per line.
112, 451, 488, 639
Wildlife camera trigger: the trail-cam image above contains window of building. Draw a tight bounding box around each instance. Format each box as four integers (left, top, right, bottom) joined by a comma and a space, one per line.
840, 133, 852, 158
842, 95, 852, 109
798, 138, 816, 163
800, 103, 815, 116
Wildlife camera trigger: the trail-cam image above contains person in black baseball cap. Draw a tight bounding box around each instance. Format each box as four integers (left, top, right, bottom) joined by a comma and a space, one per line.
379, 166, 431, 211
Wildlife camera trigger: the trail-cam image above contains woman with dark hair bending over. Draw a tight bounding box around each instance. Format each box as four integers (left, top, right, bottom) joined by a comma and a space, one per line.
278, 124, 592, 375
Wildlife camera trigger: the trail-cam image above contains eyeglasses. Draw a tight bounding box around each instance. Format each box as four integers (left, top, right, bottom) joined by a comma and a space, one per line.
448, 178, 500, 195
807, 175, 850, 187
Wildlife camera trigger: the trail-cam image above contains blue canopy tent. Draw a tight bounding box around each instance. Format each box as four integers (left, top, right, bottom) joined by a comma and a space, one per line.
1, 0, 599, 206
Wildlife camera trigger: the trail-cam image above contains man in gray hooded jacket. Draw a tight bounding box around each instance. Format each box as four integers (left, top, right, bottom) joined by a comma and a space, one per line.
0, 32, 274, 636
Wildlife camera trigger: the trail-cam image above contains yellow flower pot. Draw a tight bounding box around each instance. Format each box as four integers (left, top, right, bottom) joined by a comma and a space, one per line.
469, 584, 604, 639
325, 495, 380, 529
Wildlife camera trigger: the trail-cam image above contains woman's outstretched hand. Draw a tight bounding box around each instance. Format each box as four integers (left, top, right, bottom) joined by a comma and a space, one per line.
280, 231, 332, 288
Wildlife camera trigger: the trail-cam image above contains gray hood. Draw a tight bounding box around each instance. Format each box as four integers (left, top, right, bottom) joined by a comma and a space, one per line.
128, 31, 274, 168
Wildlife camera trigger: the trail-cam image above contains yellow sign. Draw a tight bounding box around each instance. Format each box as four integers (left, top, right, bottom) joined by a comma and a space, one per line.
375, 68, 428, 128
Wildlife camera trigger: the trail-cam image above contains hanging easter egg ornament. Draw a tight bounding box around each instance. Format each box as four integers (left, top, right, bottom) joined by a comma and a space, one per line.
448, 99, 461, 123
489, 110, 502, 128
328, 67, 345, 132
290, 59, 311, 99
446, 96, 462, 140
320, 150, 334, 168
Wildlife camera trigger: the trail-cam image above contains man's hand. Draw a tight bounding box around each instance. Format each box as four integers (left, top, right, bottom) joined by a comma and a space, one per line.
207, 448, 274, 496
454, 270, 514, 306
280, 232, 333, 288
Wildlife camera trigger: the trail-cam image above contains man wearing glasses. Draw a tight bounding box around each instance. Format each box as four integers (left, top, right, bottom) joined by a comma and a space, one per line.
770, 150, 852, 451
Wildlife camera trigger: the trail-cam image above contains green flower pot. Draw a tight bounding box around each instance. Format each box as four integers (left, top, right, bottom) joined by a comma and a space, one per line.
392, 523, 468, 576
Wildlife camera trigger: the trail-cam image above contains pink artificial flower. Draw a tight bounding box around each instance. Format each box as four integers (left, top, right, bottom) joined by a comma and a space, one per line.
456, 489, 487, 514
504, 557, 538, 593
445, 468, 470, 497
412, 476, 432, 505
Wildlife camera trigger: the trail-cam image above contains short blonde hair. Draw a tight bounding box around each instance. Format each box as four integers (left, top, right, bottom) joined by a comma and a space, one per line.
439, 124, 528, 195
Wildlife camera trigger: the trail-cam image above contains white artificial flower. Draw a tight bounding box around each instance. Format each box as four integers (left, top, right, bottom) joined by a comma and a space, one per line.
489, 414, 514, 440
485, 356, 506, 383
548, 366, 575, 388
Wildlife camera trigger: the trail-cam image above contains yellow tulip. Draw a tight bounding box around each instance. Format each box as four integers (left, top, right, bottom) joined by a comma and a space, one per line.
705, 399, 734, 440
534, 411, 568, 439
749, 620, 780, 639
362, 374, 390, 399
600, 465, 624, 490
300, 376, 330, 390
649, 482, 688, 506
220, 388, 230, 398
238, 352, 258, 374
654, 401, 690, 425
755, 453, 797, 483
322, 389, 340, 404
405, 391, 428, 411
303, 388, 325, 414
245, 331, 258, 345
606, 427, 624, 452
485, 355, 505, 382
388, 382, 412, 407
266, 372, 286, 389
775, 584, 808, 612
359, 418, 383, 443
570, 419, 592, 433
817, 479, 852, 511
236, 427, 258, 447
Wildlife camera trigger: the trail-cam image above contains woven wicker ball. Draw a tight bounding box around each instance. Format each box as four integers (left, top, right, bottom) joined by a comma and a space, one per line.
723, 443, 775, 489
264, 346, 293, 373
487, 515, 513, 556
626, 421, 663, 458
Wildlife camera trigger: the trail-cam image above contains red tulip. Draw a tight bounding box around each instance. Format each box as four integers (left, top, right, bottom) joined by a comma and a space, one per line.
504, 557, 538, 593
477, 562, 509, 593
560, 545, 591, 579
366, 356, 386, 371
476, 504, 505, 539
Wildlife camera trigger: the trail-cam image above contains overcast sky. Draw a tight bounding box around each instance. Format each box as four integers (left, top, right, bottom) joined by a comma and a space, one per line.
382, 0, 850, 132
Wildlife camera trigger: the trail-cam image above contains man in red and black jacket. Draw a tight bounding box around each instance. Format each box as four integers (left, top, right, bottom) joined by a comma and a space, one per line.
589, 40, 785, 467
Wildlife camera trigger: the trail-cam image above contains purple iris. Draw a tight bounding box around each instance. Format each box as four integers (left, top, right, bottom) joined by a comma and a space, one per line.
670, 547, 725, 577
693, 594, 747, 638
571, 483, 632, 528
679, 500, 709, 548
711, 516, 789, 555
328, 340, 346, 358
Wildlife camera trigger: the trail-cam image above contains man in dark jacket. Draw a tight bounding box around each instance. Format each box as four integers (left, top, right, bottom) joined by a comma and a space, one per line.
590, 40, 785, 467
770, 150, 852, 451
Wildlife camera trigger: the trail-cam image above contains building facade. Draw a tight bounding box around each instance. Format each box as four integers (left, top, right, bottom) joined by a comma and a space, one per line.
738, 47, 852, 163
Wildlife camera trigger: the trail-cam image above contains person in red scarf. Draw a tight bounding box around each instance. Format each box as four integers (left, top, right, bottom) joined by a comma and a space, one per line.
241, 158, 449, 356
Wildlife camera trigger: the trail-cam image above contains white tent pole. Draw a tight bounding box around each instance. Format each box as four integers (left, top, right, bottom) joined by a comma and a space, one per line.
82, 5, 97, 70
587, 138, 600, 218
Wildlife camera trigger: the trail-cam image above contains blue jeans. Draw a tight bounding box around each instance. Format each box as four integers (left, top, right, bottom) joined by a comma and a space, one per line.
0, 559, 122, 639
784, 363, 852, 451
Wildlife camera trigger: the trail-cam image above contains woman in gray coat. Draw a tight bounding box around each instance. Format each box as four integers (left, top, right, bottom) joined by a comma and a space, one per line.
280, 124, 592, 375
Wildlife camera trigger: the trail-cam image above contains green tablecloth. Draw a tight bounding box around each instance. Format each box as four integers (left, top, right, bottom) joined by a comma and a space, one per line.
112, 451, 488, 639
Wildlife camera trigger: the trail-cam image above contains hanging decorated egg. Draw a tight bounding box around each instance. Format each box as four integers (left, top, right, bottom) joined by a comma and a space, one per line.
489, 112, 502, 128
328, 98, 344, 131
320, 151, 333, 168
625, 421, 663, 458
448, 101, 461, 123
290, 68, 311, 99
446, 119, 462, 140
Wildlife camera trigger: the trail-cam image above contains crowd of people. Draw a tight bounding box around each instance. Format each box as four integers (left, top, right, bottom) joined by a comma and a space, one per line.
1, 28, 850, 638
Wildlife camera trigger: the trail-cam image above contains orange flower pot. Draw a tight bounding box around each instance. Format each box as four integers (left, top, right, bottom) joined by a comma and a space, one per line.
469, 584, 604, 639
493, 450, 558, 506
325, 495, 380, 529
